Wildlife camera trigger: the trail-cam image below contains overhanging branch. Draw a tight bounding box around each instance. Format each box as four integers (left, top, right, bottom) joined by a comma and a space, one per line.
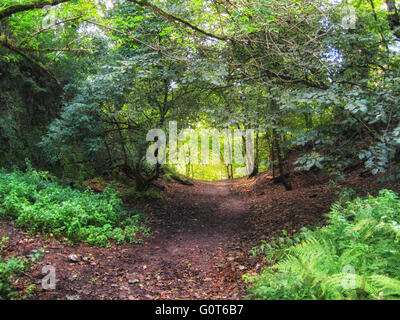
0, 0, 71, 20
83, 19, 189, 63
127, 0, 229, 41
0, 38, 61, 88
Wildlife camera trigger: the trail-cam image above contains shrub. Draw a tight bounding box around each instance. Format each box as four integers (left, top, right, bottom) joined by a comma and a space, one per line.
246, 189, 400, 300
0, 169, 149, 246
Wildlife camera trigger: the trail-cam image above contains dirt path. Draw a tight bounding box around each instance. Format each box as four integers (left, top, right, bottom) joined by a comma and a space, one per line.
1, 179, 262, 300
2, 167, 396, 299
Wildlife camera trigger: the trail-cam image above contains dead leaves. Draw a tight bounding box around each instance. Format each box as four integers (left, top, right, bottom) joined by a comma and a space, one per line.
3, 166, 395, 300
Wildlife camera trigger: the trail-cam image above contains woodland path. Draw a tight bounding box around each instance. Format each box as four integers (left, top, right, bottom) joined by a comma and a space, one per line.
2, 179, 263, 300
2, 167, 392, 299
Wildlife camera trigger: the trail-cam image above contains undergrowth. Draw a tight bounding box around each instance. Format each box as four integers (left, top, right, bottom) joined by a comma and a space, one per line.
120, 186, 162, 201
0, 168, 149, 247
246, 189, 400, 300
0, 237, 43, 300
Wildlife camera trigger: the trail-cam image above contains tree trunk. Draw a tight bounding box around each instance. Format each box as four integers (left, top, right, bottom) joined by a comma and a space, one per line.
273, 128, 292, 191
248, 130, 259, 178
226, 164, 233, 179
270, 141, 275, 179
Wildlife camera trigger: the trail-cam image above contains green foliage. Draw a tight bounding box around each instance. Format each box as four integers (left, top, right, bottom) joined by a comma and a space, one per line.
0, 0, 399, 183
120, 185, 162, 201
164, 167, 190, 184
250, 230, 304, 265
0, 236, 44, 300
0, 237, 9, 251
0, 255, 29, 300
0, 49, 61, 169
0, 168, 149, 246
0, 236, 42, 300
27, 249, 45, 264
246, 189, 400, 300
294, 152, 325, 171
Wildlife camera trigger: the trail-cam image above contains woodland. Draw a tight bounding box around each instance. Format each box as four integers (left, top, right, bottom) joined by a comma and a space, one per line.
0, 0, 400, 301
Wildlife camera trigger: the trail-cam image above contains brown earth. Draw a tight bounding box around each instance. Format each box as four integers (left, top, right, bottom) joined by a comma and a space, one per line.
1, 168, 399, 300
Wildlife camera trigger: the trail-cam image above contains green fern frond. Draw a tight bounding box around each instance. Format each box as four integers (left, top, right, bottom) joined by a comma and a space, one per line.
368, 275, 400, 299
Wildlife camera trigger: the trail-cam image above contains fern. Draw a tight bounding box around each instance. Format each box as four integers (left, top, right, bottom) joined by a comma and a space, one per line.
368, 275, 400, 299
246, 189, 400, 300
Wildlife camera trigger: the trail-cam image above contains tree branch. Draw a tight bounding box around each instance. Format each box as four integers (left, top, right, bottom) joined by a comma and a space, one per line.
0, 38, 61, 88
18, 16, 83, 47
83, 18, 189, 63
0, 0, 71, 20
23, 47, 88, 52
127, 0, 229, 41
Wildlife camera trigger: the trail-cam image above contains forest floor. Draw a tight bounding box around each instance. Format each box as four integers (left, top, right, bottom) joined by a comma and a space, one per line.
1, 166, 399, 300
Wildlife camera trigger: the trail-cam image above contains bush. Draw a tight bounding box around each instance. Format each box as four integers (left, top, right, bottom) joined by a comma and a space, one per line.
0, 169, 149, 246
246, 189, 400, 300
